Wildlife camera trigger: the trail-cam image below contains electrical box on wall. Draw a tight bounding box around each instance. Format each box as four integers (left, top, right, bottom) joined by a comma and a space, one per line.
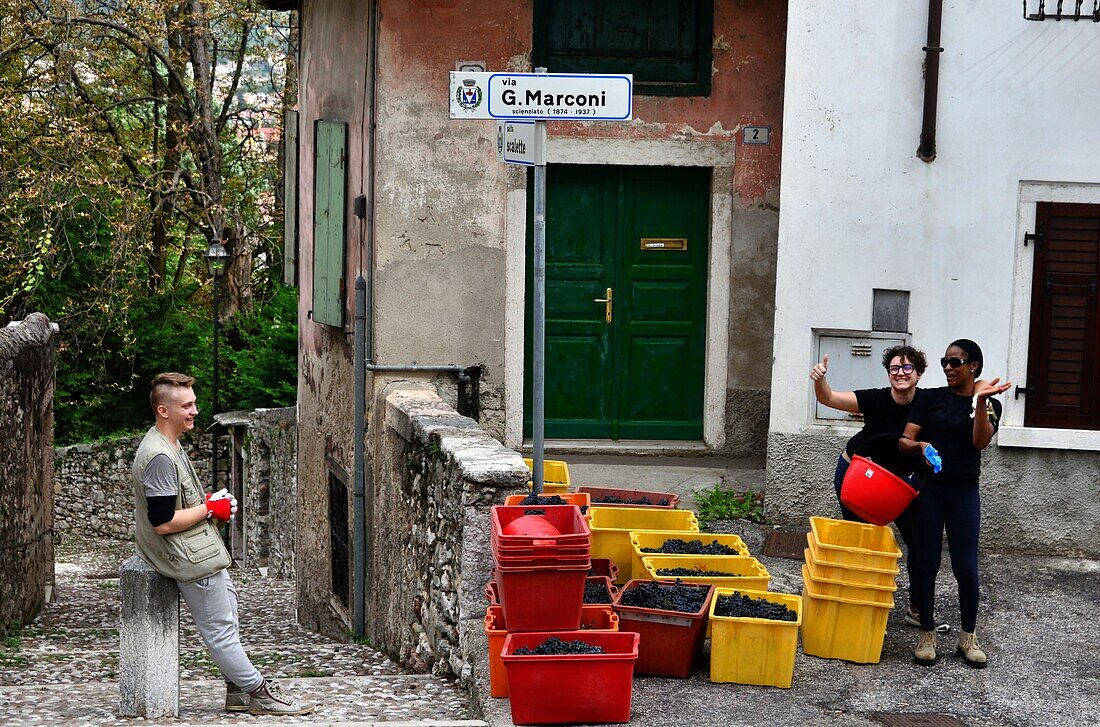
814, 332, 907, 422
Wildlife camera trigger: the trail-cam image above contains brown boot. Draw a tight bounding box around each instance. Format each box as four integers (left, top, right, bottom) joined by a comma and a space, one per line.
913, 629, 937, 665
957, 630, 988, 669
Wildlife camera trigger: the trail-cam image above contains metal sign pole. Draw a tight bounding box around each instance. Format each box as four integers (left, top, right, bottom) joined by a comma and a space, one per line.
531, 67, 548, 495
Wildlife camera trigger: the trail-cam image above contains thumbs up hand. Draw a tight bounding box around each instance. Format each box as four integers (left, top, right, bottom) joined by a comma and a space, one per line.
810, 354, 829, 382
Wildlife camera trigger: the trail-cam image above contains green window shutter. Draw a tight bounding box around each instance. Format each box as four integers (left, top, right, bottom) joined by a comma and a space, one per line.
312, 120, 348, 327
283, 110, 299, 287
533, 0, 713, 97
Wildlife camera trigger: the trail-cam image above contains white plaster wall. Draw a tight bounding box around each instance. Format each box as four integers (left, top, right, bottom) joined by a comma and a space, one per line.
771, 2, 1100, 435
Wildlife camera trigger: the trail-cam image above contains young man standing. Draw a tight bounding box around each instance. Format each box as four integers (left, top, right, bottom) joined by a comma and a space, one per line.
131, 372, 313, 716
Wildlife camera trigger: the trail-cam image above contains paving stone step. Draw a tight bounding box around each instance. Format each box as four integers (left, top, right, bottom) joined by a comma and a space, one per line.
0, 676, 472, 725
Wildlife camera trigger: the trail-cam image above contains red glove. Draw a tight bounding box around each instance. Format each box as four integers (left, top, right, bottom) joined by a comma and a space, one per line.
205, 493, 233, 522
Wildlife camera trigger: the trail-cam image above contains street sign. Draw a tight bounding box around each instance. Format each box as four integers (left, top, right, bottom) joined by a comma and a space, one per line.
450, 72, 632, 121
495, 120, 545, 166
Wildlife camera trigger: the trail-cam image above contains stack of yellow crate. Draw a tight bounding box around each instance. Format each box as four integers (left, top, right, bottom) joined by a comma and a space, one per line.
801, 516, 901, 664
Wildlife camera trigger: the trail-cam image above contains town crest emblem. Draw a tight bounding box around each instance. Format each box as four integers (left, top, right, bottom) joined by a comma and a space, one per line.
456, 78, 483, 112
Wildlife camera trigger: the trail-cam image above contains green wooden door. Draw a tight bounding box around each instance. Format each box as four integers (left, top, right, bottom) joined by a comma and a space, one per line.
525, 165, 709, 440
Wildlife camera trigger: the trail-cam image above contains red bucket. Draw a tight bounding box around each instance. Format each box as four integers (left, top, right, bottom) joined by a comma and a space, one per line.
840, 455, 918, 526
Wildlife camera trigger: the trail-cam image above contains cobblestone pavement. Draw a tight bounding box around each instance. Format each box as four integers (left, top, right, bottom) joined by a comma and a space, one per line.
0, 536, 480, 726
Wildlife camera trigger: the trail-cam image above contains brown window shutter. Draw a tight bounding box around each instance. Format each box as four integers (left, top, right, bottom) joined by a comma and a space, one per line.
1025, 202, 1100, 429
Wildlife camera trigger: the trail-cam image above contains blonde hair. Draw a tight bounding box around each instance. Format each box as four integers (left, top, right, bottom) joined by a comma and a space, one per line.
150, 372, 196, 413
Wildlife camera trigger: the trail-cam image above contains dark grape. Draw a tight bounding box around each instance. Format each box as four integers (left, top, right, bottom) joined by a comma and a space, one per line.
713, 592, 797, 621
584, 581, 613, 604
522, 508, 546, 516
592, 494, 672, 506
518, 494, 568, 507
514, 636, 604, 655
617, 579, 708, 613
641, 538, 740, 555
654, 567, 743, 577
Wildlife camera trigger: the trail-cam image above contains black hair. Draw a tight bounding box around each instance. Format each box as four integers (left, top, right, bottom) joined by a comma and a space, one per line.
948, 338, 983, 377
881, 345, 927, 374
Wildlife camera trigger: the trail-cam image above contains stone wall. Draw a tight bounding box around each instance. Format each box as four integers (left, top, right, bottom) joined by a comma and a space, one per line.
0, 314, 56, 637
54, 432, 222, 541
368, 385, 528, 684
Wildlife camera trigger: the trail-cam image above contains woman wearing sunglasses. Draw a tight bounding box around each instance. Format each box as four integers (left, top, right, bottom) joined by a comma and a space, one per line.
900, 339, 1011, 669
809, 345, 941, 631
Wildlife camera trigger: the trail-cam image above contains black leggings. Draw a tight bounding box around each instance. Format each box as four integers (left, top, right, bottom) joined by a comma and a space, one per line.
913, 477, 981, 633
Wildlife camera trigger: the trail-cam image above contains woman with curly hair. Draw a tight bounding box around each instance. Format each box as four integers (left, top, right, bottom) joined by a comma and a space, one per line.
810, 343, 943, 631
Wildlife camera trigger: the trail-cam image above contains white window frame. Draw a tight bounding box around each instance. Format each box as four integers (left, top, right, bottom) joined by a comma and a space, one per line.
1002, 181, 1100, 451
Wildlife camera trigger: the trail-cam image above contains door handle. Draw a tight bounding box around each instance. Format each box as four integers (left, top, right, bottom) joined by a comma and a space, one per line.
593, 287, 612, 324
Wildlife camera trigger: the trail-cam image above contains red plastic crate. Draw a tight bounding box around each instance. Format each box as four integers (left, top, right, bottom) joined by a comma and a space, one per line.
491, 505, 590, 547
487, 607, 620, 699
496, 562, 588, 632
501, 631, 639, 725
612, 579, 714, 678
576, 486, 681, 509
588, 558, 620, 583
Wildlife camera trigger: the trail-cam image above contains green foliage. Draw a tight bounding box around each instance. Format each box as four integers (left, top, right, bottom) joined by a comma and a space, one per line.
693, 485, 768, 526
219, 285, 298, 412
345, 630, 372, 647
1, 2, 299, 444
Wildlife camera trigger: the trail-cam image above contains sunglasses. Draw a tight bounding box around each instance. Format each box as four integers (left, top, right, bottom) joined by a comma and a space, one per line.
940, 356, 969, 368
887, 364, 916, 375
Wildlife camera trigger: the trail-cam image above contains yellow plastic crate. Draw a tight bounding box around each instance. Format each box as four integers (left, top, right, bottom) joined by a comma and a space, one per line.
708, 587, 802, 688
805, 538, 899, 587
808, 516, 901, 570
588, 509, 699, 583
629, 531, 749, 582
523, 458, 570, 494
800, 564, 894, 664
641, 555, 770, 591
803, 549, 897, 601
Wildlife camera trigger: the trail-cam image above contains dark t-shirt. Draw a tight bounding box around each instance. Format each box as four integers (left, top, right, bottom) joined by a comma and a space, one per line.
844, 387, 921, 458
907, 386, 1002, 486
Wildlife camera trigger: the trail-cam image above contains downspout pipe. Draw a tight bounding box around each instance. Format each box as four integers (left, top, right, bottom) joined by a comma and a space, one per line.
918, 0, 944, 162
351, 0, 381, 640
353, 276, 366, 637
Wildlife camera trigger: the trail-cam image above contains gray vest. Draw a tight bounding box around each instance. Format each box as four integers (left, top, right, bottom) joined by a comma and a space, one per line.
131, 426, 231, 583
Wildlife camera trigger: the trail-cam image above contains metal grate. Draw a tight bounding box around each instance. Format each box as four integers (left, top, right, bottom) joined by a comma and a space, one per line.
1024, 0, 1100, 21
871, 713, 969, 727
763, 528, 807, 559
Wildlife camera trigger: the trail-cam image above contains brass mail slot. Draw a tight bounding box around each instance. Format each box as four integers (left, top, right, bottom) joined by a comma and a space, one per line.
641, 237, 687, 251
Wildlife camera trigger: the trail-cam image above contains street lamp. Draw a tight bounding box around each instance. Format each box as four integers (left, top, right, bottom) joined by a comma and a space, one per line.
205, 240, 229, 491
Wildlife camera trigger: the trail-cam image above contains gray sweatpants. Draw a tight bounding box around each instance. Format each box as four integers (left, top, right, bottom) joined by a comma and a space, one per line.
177, 569, 264, 692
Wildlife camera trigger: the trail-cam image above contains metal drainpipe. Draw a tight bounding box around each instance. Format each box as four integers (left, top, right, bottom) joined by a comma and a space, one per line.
351, 0, 381, 640
353, 276, 366, 637
918, 0, 944, 162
